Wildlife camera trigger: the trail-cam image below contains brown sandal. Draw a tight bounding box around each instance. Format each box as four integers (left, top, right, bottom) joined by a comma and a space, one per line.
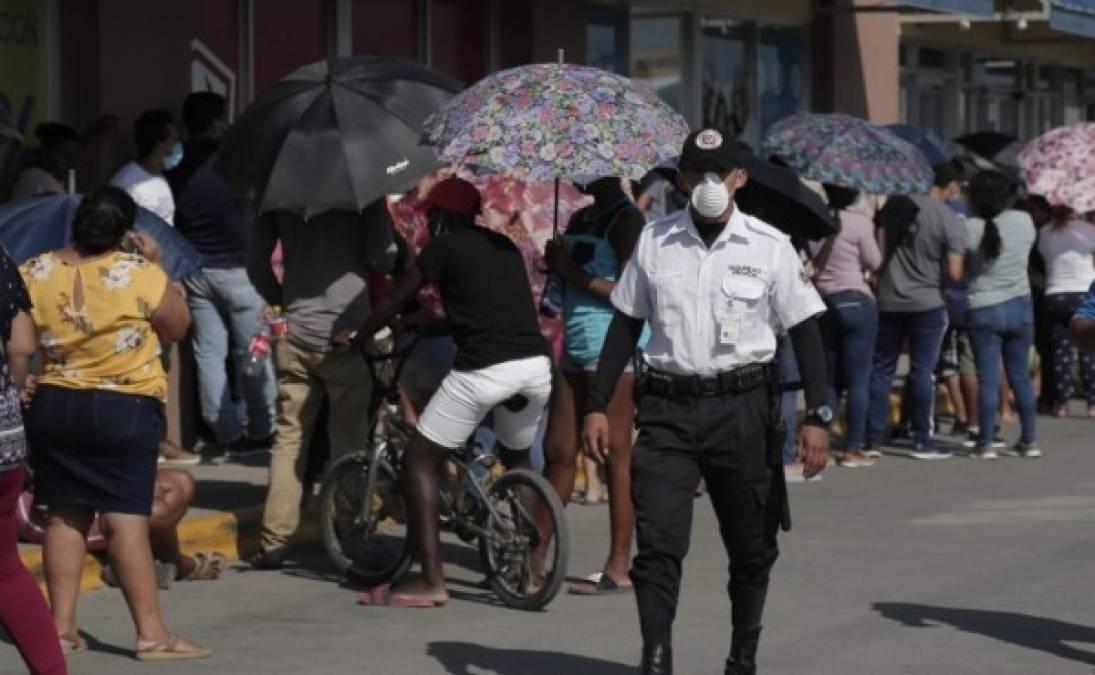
135, 634, 212, 661
180, 551, 225, 581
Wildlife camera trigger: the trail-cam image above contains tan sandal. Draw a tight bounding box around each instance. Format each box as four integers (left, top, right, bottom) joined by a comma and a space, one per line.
135, 634, 212, 661
59, 631, 87, 657
180, 551, 226, 581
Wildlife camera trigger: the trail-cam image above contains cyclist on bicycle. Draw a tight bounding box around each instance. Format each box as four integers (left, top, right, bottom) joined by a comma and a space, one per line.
341, 177, 551, 608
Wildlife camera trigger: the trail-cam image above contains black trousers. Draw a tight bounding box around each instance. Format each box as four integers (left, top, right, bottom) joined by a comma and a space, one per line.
630, 385, 781, 647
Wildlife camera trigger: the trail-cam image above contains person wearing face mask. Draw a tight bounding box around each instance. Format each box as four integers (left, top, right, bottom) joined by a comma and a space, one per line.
110, 109, 181, 226
582, 129, 831, 675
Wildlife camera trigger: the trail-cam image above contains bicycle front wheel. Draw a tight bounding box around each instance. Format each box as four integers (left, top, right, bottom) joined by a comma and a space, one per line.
318, 453, 413, 587
477, 468, 569, 611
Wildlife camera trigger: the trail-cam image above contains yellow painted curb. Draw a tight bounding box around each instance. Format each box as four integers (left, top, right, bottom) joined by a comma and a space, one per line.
21, 504, 320, 595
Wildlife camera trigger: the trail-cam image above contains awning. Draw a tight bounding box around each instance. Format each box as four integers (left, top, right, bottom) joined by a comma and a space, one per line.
1050, 0, 1095, 39
900, 0, 996, 15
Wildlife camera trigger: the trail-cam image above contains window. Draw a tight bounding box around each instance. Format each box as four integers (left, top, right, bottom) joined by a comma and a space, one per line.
588, 6, 627, 74
631, 15, 684, 113
700, 18, 752, 140
759, 26, 808, 136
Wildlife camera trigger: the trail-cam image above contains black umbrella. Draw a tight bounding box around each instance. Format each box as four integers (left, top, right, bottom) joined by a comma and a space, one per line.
954, 131, 1017, 161
736, 150, 837, 240
216, 56, 460, 217
0, 100, 20, 140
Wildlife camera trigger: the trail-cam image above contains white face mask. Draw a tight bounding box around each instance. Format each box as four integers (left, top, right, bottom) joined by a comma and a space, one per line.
690, 172, 730, 219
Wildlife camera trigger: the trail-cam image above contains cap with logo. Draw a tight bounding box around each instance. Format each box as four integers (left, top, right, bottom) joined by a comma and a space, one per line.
678, 128, 740, 173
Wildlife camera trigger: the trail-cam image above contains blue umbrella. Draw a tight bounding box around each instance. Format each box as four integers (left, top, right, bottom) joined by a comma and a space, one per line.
886, 124, 951, 167
0, 194, 202, 281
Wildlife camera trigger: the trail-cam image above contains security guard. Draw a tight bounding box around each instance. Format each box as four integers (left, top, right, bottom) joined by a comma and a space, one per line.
583, 129, 832, 675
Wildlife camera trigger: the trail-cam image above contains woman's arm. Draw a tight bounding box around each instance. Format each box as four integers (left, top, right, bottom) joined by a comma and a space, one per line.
859, 219, 883, 272
151, 282, 192, 345
8, 311, 36, 393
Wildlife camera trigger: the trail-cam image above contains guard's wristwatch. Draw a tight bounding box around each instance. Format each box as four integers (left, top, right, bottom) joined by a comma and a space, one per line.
803, 405, 833, 429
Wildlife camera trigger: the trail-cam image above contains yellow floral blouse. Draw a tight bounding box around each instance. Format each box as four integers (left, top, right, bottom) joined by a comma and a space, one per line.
20, 251, 169, 401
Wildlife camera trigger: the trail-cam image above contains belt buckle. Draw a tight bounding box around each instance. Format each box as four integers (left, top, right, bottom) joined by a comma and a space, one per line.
698, 376, 720, 397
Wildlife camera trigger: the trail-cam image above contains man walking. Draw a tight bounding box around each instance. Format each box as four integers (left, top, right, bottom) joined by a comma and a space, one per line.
866, 164, 968, 459
246, 199, 396, 569
583, 129, 831, 674
169, 92, 276, 453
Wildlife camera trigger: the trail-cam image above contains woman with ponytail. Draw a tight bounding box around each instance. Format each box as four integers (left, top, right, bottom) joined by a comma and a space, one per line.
963, 171, 1040, 459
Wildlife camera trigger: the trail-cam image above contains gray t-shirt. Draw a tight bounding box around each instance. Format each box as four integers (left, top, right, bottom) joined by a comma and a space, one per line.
249, 204, 397, 352
876, 194, 968, 313
965, 210, 1035, 309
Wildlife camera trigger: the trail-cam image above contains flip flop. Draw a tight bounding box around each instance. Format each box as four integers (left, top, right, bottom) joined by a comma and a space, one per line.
135, 634, 212, 661
568, 572, 633, 596
358, 584, 445, 608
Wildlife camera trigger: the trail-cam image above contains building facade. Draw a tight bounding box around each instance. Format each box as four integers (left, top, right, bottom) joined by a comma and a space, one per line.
2, 0, 1094, 449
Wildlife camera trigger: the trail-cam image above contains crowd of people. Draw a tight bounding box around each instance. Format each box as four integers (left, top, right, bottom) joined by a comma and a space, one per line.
1, 86, 1094, 675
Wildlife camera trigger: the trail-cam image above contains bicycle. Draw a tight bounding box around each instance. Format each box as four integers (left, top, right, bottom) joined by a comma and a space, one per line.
318, 333, 569, 611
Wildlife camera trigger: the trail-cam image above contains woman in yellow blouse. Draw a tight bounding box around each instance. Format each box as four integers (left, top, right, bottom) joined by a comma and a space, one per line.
20, 187, 208, 661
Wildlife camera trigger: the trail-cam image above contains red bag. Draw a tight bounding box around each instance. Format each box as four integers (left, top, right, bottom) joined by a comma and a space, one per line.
16, 486, 107, 552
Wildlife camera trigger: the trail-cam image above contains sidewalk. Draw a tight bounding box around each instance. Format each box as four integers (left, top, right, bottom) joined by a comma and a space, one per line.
16, 451, 316, 593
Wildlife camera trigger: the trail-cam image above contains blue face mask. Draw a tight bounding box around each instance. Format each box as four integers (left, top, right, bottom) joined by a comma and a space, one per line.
163, 142, 184, 171
946, 198, 969, 217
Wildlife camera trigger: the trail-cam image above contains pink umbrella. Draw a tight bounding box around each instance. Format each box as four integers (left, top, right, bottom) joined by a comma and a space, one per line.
1017, 123, 1095, 213
387, 171, 589, 348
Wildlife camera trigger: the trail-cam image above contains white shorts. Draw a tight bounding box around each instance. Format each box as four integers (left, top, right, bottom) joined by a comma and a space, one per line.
417, 355, 552, 450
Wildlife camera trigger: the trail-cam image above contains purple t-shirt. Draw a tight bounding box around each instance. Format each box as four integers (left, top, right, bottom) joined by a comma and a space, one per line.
809, 210, 882, 297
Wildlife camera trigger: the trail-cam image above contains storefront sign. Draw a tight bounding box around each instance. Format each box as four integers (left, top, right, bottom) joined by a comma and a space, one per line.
0, 0, 48, 139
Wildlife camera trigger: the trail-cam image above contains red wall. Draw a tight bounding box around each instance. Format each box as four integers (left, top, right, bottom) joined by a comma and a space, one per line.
253, 0, 330, 95
354, 0, 418, 62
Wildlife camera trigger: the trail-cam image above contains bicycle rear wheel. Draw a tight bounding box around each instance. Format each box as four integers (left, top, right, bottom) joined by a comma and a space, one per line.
477, 468, 569, 611
319, 452, 413, 587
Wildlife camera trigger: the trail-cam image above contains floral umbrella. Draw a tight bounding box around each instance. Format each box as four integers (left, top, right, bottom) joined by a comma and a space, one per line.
422, 63, 688, 185
763, 112, 932, 195
387, 171, 588, 348
1017, 123, 1095, 213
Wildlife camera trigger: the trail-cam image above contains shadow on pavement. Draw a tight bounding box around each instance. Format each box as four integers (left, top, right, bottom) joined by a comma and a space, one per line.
873, 602, 1095, 666
427, 641, 634, 675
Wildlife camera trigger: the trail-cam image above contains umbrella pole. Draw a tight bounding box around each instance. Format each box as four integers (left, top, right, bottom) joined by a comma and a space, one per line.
553, 177, 559, 237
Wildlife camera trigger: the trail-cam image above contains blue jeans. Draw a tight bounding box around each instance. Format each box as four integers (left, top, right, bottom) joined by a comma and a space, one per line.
866, 306, 948, 446
967, 295, 1037, 445
776, 334, 799, 464
820, 291, 879, 450
186, 268, 276, 443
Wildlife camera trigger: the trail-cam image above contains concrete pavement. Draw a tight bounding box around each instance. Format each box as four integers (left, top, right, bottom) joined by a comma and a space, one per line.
3, 411, 1094, 674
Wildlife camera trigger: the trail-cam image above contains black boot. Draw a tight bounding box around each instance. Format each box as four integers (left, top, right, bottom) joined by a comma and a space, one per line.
640, 643, 672, 675
724, 628, 760, 675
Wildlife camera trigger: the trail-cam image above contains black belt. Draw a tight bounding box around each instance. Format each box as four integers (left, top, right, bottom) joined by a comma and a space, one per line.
642, 363, 772, 398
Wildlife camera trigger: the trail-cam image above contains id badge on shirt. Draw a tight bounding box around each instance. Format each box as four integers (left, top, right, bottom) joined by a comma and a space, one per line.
717, 310, 742, 346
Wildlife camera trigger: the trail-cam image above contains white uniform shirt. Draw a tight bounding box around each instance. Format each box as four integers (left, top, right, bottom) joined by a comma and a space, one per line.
611, 206, 825, 376
110, 161, 175, 226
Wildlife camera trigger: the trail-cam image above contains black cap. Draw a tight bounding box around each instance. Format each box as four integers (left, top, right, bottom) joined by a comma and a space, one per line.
678, 128, 740, 173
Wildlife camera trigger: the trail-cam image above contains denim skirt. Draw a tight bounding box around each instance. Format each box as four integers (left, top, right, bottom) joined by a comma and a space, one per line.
26, 385, 163, 515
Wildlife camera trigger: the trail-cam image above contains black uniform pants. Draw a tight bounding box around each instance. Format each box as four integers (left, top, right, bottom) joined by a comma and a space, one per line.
630, 385, 781, 647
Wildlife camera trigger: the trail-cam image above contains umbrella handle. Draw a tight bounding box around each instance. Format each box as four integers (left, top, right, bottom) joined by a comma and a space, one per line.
553, 177, 560, 239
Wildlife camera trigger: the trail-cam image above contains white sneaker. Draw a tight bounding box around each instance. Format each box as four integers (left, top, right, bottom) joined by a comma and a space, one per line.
969, 447, 998, 460
1004, 442, 1042, 459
